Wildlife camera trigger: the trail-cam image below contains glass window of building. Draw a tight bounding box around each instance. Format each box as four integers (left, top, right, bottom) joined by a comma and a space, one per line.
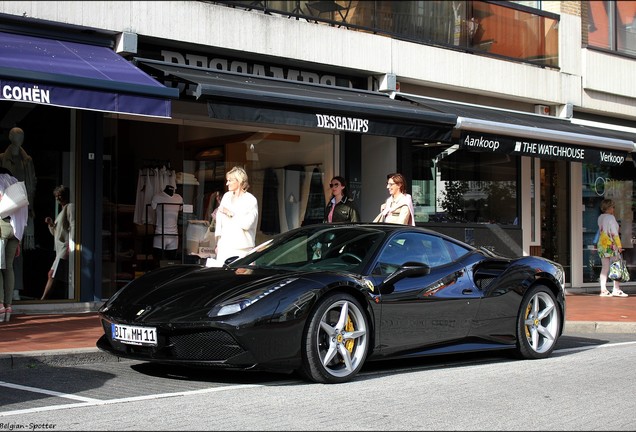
586, 0, 636, 56
411, 143, 519, 225
582, 162, 635, 283
101, 109, 337, 300
0, 103, 76, 303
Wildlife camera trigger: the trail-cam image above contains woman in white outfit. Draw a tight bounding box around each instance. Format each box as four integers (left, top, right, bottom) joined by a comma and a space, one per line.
206, 166, 258, 267
0, 167, 28, 321
41, 185, 74, 300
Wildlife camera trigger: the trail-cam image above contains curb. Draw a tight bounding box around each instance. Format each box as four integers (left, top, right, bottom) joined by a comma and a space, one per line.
564, 321, 636, 334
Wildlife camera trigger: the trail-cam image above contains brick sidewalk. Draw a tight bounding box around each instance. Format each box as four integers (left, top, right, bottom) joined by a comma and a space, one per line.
0, 294, 634, 354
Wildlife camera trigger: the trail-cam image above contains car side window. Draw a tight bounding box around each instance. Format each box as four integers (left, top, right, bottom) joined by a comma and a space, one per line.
374, 238, 408, 276
374, 232, 456, 275
447, 241, 471, 260
417, 234, 453, 267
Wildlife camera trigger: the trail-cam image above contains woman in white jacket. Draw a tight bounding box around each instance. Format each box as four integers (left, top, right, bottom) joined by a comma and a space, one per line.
0, 167, 29, 322
41, 185, 74, 300
206, 166, 258, 267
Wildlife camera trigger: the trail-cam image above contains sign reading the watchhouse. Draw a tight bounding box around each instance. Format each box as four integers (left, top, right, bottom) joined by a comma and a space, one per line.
459, 131, 627, 166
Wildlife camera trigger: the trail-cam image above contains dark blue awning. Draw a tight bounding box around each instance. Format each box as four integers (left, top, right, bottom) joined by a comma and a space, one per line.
0, 32, 178, 118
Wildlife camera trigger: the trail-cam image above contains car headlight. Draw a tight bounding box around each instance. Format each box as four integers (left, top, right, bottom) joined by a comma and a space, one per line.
208, 277, 299, 317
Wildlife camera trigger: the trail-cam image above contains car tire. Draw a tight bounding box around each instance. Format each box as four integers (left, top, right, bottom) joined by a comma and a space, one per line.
516, 284, 561, 359
301, 292, 369, 384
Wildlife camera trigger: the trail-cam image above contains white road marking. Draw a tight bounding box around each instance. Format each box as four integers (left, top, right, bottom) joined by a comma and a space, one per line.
0, 383, 265, 416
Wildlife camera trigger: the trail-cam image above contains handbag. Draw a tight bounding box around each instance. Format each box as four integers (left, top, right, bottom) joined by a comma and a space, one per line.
0, 238, 5, 270
0, 181, 29, 219
608, 255, 630, 283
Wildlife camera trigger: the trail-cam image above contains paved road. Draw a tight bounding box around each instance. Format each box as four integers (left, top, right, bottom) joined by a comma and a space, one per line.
1, 333, 635, 430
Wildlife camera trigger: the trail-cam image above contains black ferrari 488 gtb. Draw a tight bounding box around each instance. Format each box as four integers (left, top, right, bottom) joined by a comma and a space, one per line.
98, 223, 565, 383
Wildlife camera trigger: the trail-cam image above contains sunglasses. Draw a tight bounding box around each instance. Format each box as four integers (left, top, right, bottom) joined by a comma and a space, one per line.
329, 183, 341, 188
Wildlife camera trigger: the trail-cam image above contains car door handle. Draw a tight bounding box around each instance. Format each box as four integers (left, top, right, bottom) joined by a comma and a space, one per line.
462, 289, 473, 295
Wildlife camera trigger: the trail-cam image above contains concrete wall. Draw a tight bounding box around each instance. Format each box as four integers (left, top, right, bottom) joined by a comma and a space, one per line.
1, 1, 634, 121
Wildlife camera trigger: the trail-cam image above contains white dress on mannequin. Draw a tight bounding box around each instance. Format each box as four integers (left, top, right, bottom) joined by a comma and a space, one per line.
151, 187, 183, 250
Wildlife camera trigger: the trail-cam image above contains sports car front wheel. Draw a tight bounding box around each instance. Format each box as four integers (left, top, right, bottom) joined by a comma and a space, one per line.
516, 284, 561, 359
301, 292, 369, 384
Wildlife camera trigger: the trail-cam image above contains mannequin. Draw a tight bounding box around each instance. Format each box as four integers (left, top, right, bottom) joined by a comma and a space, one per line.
151, 184, 183, 260
0, 127, 37, 300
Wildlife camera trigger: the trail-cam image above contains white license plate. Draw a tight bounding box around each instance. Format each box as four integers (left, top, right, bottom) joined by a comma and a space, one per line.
111, 323, 157, 346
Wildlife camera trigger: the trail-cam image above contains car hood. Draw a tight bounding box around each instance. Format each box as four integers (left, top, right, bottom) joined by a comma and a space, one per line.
100, 265, 302, 323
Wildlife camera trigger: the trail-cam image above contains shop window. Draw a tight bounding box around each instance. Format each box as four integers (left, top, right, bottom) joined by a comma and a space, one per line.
582, 162, 635, 283
411, 143, 519, 225
101, 116, 336, 300
0, 103, 75, 302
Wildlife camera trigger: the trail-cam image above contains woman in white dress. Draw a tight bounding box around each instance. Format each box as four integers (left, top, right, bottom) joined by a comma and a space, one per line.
41, 185, 74, 301
207, 166, 258, 267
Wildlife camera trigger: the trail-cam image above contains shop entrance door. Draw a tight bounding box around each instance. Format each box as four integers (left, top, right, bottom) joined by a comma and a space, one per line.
539, 160, 570, 281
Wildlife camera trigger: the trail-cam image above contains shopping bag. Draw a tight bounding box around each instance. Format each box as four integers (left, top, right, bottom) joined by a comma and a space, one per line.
0, 181, 29, 218
0, 238, 5, 270
608, 255, 630, 282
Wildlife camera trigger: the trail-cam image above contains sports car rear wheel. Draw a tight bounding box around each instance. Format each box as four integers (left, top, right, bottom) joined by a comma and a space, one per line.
516, 284, 561, 359
301, 292, 369, 384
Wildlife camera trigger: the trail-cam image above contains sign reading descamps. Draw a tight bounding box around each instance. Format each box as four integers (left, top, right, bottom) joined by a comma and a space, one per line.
460, 131, 627, 166
161, 50, 355, 89
315, 114, 369, 133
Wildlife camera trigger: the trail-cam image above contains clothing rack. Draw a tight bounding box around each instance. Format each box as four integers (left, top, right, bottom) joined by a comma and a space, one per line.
141, 159, 172, 170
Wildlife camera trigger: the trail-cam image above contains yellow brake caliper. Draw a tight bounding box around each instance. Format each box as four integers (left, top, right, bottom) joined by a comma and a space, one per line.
344, 315, 354, 352
524, 303, 532, 338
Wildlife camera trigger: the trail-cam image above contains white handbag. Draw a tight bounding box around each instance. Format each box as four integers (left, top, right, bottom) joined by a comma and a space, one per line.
0, 238, 5, 270
0, 181, 29, 219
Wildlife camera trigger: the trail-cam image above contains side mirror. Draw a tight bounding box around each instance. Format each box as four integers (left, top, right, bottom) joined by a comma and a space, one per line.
222, 256, 240, 268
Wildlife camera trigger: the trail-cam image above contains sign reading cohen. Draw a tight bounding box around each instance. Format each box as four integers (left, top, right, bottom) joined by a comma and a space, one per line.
460, 131, 627, 166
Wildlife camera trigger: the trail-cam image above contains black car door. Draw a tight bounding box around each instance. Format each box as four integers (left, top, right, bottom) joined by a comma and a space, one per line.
372, 232, 482, 357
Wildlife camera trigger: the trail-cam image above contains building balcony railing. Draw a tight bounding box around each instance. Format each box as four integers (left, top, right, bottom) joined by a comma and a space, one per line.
212, 0, 560, 69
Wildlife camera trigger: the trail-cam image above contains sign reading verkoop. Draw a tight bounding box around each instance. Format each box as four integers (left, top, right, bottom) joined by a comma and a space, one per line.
459, 131, 626, 166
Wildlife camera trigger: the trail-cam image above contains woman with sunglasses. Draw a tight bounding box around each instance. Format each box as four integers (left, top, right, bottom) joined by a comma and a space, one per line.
373, 173, 415, 225
323, 176, 359, 223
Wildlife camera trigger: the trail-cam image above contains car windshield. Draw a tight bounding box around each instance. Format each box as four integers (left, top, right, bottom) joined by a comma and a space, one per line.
230, 225, 386, 272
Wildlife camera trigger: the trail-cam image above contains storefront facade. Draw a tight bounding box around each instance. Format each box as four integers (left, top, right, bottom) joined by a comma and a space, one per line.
2, 3, 635, 313
0, 30, 176, 306
93, 41, 633, 304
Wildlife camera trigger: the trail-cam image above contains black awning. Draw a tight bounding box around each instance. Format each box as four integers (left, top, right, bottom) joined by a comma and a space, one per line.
459, 131, 627, 166
0, 32, 178, 118
397, 93, 634, 166
398, 94, 635, 150
137, 60, 458, 141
